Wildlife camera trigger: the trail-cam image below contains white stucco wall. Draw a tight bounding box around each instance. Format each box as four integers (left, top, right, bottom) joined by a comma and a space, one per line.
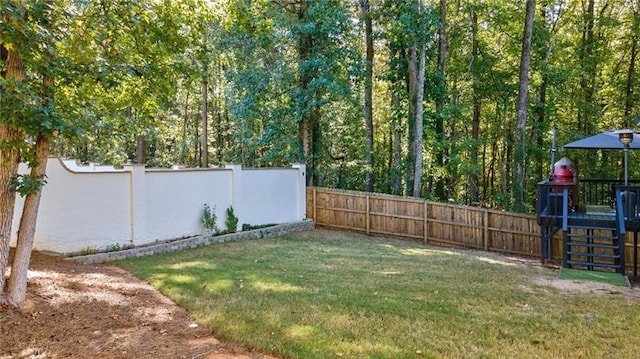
143, 169, 233, 243
12, 159, 130, 253
10, 158, 306, 254
236, 169, 301, 226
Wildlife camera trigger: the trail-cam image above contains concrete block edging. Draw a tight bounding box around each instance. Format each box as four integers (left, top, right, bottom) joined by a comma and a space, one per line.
69, 219, 315, 264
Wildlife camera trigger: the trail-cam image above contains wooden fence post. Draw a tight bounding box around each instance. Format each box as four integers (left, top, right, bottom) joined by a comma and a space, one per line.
424, 201, 428, 244
366, 194, 370, 235
483, 210, 489, 251
313, 187, 317, 223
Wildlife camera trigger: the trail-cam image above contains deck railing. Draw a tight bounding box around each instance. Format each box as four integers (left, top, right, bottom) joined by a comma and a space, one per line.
579, 179, 640, 206
536, 179, 575, 230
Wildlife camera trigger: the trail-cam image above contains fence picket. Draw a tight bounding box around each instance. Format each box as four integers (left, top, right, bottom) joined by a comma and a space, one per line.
306, 187, 567, 260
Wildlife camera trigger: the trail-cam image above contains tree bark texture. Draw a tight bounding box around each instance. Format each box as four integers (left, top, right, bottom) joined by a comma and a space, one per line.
0, 47, 25, 293
578, 0, 596, 135
412, 0, 427, 198
201, 74, 209, 168
514, 0, 536, 212
433, 0, 448, 200
6, 135, 51, 305
391, 50, 402, 195
469, 9, 480, 205
297, 2, 317, 186
624, 10, 637, 122
360, 0, 375, 193
405, 46, 418, 195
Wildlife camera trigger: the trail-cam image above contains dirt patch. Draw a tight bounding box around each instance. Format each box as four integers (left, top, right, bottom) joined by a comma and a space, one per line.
532, 275, 640, 300
1, 252, 278, 359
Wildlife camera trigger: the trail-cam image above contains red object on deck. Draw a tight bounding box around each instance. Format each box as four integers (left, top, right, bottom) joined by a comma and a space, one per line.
552, 165, 574, 192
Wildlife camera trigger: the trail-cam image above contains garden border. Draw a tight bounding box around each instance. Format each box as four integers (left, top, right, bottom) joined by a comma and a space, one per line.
68, 219, 315, 264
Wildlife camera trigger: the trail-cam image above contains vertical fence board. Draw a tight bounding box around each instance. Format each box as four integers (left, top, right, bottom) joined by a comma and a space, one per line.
306, 187, 636, 265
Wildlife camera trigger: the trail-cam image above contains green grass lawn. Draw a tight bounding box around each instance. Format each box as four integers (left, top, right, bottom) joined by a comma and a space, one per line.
116, 230, 640, 358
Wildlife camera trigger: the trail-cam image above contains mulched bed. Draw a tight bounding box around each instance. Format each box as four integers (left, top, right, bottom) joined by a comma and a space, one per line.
1, 251, 277, 359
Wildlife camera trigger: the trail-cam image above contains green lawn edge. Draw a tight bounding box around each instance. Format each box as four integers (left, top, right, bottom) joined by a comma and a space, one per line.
559, 267, 630, 287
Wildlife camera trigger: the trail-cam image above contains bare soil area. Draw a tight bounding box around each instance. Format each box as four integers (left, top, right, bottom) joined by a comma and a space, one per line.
0, 252, 277, 359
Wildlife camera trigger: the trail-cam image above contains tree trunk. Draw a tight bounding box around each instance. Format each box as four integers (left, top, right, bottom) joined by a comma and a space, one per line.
297, 2, 317, 186
182, 91, 189, 163
470, 97, 480, 204
0, 47, 25, 294
579, 0, 596, 134
412, 0, 427, 198
501, 99, 509, 201
513, 0, 536, 212
533, 2, 554, 181
136, 135, 146, 164
405, 46, 418, 195
469, 9, 480, 205
359, 0, 375, 193
434, 0, 448, 200
391, 60, 402, 195
201, 74, 209, 168
623, 8, 638, 122
6, 135, 51, 306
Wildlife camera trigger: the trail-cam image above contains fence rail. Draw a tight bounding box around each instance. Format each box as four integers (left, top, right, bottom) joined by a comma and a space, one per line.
307, 187, 640, 267
308, 187, 587, 261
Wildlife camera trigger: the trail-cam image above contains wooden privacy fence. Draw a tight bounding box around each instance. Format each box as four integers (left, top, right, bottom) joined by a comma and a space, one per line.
306, 187, 560, 259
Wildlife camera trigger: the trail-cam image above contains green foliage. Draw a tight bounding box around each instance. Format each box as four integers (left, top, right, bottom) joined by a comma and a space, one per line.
9, 174, 47, 197
104, 243, 121, 253
4, 0, 635, 212
224, 206, 239, 233
201, 204, 217, 233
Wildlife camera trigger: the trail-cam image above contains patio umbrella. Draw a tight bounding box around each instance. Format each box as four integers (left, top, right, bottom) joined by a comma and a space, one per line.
562, 130, 640, 150
563, 129, 640, 186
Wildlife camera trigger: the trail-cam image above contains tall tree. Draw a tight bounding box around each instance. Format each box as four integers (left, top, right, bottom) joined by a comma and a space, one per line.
4, 0, 58, 304
623, 2, 638, 123
359, 0, 375, 192
433, 0, 448, 200
469, 6, 481, 205
532, 1, 559, 180
0, 0, 64, 306
201, 62, 209, 167
0, 37, 25, 296
412, 0, 427, 197
513, 0, 536, 212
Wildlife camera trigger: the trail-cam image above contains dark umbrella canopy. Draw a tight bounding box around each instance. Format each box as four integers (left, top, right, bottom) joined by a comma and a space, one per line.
563, 130, 640, 150
562, 129, 640, 186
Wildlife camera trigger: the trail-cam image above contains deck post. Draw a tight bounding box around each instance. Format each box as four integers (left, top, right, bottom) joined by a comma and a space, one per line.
561, 186, 569, 231
539, 230, 546, 263
619, 233, 626, 274
562, 230, 569, 268
634, 231, 638, 278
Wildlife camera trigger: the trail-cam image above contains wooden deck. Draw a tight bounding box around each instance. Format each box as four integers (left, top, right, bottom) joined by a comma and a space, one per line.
537, 181, 640, 275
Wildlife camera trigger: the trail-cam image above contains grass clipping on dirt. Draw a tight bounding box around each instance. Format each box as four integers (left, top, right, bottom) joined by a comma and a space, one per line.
116, 230, 640, 359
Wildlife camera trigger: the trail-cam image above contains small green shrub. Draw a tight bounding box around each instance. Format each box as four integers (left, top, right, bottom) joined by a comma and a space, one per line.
202, 204, 218, 234
225, 206, 239, 233
105, 243, 121, 252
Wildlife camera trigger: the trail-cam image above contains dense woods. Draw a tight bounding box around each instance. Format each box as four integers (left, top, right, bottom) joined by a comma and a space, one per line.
1, 0, 640, 305
4, 0, 639, 208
